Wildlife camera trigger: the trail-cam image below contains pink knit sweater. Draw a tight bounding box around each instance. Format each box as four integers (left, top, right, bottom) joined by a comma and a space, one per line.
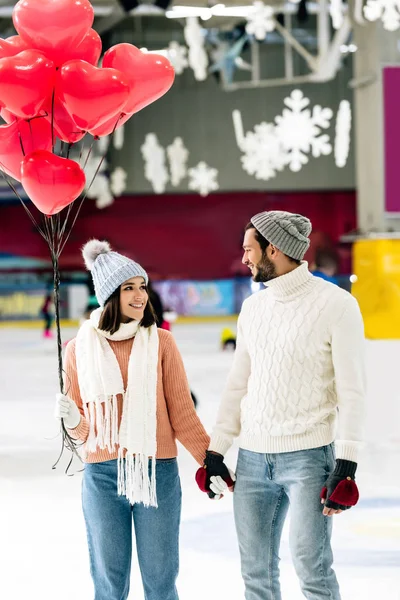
64, 328, 210, 465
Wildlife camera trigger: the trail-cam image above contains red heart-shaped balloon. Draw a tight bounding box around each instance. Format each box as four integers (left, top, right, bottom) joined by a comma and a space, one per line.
13, 0, 94, 67
1, 107, 17, 123
103, 44, 175, 115
0, 118, 52, 181
58, 60, 130, 131
21, 150, 86, 215
45, 96, 86, 144
0, 35, 28, 59
90, 111, 133, 138
66, 29, 102, 66
0, 50, 55, 119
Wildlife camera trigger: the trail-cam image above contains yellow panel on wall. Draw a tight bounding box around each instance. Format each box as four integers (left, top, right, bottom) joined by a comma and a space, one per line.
352, 239, 400, 339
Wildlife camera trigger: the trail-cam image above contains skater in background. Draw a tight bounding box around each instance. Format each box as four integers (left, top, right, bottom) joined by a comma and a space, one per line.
55, 240, 210, 600
312, 247, 339, 286
40, 293, 54, 339
220, 327, 236, 351
197, 211, 365, 600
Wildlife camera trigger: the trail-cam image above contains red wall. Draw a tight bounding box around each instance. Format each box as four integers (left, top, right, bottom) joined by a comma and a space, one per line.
0, 190, 356, 279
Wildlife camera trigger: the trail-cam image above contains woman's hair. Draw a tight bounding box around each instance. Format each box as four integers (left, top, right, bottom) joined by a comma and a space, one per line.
98, 285, 157, 335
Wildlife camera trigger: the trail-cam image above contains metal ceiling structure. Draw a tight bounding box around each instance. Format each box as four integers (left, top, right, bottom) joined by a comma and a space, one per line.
0, 1, 354, 88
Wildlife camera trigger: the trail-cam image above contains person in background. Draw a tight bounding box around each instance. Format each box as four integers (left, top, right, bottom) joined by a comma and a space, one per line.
312, 247, 339, 286
147, 278, 167, 329
54, 240, 210, 600
197, 211, 365, 600
40, 293, 54, 339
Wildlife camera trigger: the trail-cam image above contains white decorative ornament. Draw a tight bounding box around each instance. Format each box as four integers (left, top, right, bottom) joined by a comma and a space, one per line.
334, 100, 352, 168
141, 133, 169, 194
184, 17, 208, 81
96, 186, 114, 210
97, 135, 110, 154
167, 137, 189, 186
245, 1, 275, 41
275, 89, 333, 172
364, 0, 400, 31
110, 166, 127, 196
330, 0, 345, 28
188, 162, 219, 196
168, 41, 189, 75
113, 124, 125, 150
233, 111, 286, 181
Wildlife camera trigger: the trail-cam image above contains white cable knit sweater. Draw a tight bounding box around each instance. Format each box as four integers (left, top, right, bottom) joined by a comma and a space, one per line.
210, 263, 366, 462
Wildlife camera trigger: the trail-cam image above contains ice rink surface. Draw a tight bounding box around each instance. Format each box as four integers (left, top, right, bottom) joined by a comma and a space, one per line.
1, 322, 400, 600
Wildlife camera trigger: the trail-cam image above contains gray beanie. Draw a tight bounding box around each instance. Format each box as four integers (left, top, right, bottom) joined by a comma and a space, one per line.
251, 210, 312, 261
82, 239, 148, 307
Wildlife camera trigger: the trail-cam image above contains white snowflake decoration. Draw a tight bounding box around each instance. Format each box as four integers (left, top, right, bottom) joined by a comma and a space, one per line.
275, 89, 333, 172
364, 0, 400, 31
167, 137, 189, 186
184, 17, 208, 81
96, 187, 114, 209
97, 135, 110, 154
141, 133, 169, 194
241, 122, 287, 181
246, 2, 275, 41
168, 41, 189, 75
113, 125, 125, 150
334, 100, 351, 168
110, 166, 127, 196
140, 133, 169, 194
330, 0, 345, 28
188, 162, 219, 196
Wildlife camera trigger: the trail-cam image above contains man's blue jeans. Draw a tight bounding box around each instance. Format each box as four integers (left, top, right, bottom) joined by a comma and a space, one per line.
82, 458, 181, 600
234, 445, 341, 600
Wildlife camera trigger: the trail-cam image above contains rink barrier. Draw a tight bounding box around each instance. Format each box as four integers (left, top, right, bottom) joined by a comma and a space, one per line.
0, 315, 239, 328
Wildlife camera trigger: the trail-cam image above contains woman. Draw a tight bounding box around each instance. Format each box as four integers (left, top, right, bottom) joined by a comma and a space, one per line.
55, 240, 210, 600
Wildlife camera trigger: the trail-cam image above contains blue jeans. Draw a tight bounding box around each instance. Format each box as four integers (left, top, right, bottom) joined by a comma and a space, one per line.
82, 458, 181, 600
234, 445, 340, 600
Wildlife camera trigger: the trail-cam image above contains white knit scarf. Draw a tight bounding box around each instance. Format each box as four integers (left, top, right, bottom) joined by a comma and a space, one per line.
75, 307, 159, 507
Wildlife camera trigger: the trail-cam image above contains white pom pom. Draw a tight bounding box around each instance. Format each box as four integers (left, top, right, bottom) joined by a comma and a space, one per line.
82, 239, 111, 270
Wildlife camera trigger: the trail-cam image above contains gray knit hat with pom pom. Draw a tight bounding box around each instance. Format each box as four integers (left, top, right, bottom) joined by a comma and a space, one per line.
82, 240, 148, 307
251, 211, 312, 260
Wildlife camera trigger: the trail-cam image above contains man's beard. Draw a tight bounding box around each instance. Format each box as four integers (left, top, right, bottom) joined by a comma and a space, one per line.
253, 252, 277, 282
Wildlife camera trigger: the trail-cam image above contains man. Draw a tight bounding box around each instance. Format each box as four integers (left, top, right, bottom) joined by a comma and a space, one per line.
197, 211, 365, 600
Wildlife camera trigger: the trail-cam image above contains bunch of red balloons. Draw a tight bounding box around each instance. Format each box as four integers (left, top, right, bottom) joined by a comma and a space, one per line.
0, 0, 175, 215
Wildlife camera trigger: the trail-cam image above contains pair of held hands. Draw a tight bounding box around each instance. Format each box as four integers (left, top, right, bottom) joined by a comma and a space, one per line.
54, 395, 359, 515
196, 451, 360, 516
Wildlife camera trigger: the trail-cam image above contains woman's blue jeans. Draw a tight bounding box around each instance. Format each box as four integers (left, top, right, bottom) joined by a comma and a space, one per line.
82, 458, 181, 600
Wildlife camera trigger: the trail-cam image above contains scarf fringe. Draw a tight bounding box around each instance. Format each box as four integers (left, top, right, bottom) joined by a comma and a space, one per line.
85, 396, 119, 454
118, 450, 157, 508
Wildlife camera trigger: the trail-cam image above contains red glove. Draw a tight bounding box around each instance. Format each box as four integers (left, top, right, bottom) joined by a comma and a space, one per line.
196, 451, 235, 498
320, 459, 359, 510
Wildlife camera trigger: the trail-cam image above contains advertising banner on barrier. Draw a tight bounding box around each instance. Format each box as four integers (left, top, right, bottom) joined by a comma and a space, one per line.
154, 279, 237, 316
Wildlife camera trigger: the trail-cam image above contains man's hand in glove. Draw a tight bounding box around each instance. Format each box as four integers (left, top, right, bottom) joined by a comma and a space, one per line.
195, 450, 236, 499
320, 459, 359, 517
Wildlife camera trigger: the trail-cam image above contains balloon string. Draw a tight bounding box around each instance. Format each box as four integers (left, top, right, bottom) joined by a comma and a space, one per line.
58, 116, 120, 256
0, 166, 48, 241
58, 150, 105, 256
46, 240, 83, 473
51, 84, 56, 154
